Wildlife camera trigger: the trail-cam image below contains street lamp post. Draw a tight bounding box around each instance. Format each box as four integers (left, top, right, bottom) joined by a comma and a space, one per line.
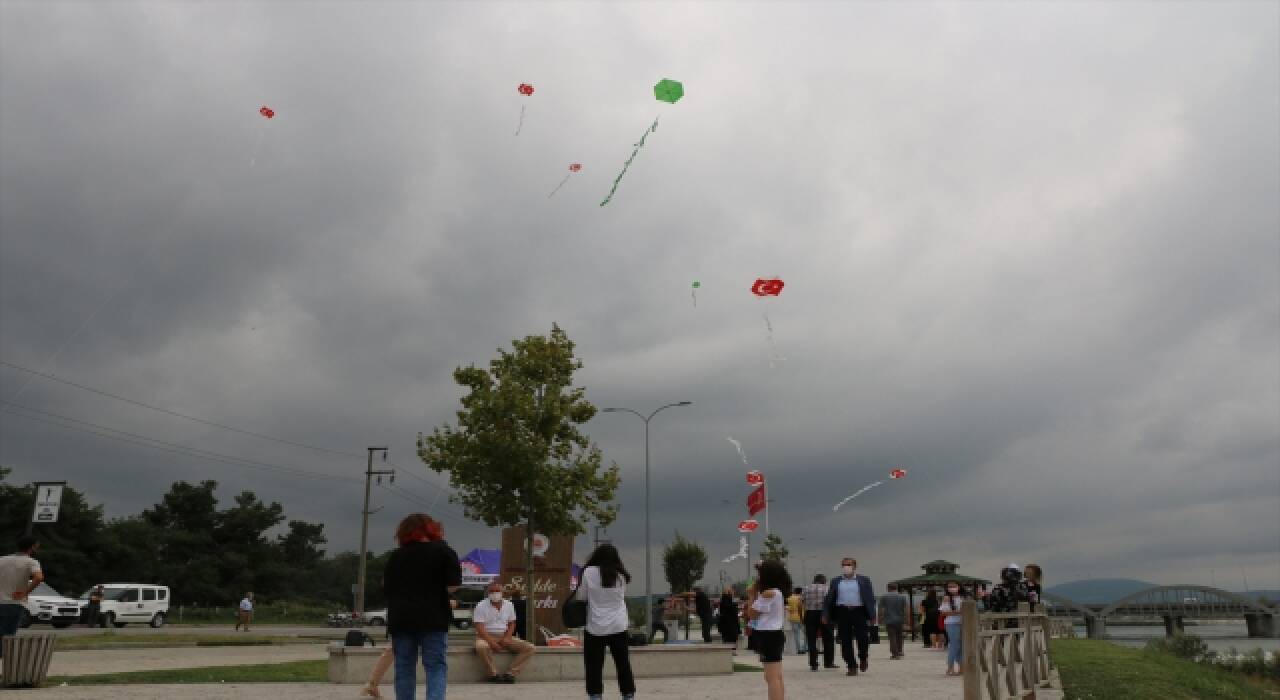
602, 401, 692, 639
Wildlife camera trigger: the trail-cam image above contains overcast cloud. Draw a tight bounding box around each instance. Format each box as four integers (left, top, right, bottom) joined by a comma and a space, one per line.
2, 0, 1277, 593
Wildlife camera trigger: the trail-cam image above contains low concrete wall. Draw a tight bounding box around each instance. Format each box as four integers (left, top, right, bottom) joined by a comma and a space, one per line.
328, 642, 734, 685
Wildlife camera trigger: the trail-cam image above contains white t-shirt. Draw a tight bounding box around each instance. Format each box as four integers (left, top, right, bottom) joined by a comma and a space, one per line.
575, 565, 628, 636
240, 598, 254, 612
0, 554, 41, 605
472, 599, 517, 636
938, 595, 966, 625
751, 589, 786, 631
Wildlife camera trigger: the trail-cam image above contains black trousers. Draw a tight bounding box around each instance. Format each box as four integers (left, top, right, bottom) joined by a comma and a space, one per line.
649, 621, 667, 643
699, 615, 713, 643
886, 623, 904, 657
584, 631, 636, 696
835, 605, 870, 668
804, 610, 833, 668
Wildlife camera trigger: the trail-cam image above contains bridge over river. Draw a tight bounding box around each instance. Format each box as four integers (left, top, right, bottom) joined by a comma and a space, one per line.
1041, 584, 1279, 639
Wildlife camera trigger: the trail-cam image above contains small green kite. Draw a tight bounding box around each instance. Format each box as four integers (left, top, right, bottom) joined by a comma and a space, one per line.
654, 79, 684, 104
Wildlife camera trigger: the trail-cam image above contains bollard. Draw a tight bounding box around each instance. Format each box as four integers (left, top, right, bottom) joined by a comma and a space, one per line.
2, 634, 57, 688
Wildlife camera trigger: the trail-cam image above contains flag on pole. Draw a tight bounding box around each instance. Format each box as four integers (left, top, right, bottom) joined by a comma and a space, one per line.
747, 484, 767, 516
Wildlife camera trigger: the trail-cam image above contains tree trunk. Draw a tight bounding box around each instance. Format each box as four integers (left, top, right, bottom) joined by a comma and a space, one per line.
525, 520, 536, 644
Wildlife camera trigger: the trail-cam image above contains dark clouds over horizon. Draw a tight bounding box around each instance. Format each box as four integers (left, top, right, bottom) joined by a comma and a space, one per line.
2, 1, 1277, 593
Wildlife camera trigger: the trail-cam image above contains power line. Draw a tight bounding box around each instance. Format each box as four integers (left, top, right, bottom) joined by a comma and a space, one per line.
0, 360, 362, 459
1, 401, 360, 485
0, 359, 467, 509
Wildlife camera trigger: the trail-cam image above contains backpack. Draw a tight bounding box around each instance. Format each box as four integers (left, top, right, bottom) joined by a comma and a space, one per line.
344, 630, 376, 647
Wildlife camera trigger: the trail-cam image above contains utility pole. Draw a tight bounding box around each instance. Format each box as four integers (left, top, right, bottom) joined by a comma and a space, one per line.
356, 447, 393, 623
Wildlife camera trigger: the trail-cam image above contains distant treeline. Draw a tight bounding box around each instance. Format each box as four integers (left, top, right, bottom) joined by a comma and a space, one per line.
0, 467, 391, 609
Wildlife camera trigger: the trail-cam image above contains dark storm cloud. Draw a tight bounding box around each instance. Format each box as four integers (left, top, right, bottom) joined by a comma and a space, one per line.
1, 1, 1276, 591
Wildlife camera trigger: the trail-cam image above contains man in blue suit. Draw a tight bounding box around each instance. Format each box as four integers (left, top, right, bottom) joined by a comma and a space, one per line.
822, 557, 876, 676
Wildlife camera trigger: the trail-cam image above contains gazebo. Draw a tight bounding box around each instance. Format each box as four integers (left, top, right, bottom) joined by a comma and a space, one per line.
889, 560, 992, 640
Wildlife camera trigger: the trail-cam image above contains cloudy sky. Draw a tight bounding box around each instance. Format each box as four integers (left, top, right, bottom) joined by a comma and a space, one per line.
2, 1, 1277, 594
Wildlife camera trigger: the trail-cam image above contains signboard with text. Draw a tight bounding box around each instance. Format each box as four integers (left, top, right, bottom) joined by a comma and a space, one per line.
33, 484, 64, 524
499, 526, 574, 646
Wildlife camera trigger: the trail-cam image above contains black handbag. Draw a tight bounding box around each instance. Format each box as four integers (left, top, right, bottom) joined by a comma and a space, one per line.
868, 625, 881, 644
562, 586, 588, 628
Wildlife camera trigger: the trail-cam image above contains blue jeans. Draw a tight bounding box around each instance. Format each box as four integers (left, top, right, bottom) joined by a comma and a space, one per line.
0, 604, 23, 657
790, 621, 808, 653
391, 629, 449, 700
945, 623, 963, 667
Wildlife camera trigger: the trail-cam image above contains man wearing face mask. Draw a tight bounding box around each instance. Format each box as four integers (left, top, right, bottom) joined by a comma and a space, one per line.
821, 557, 876, 676
472, 582, 536, 683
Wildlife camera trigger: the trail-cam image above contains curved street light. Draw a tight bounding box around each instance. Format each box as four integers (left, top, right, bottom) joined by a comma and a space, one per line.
602, 401, 692, 637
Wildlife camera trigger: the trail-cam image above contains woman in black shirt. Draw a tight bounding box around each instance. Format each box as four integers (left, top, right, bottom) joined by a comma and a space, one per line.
383, 513, 461, 700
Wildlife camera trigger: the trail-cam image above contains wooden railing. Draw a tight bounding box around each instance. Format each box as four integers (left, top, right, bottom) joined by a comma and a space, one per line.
1047, 617, 1076, 639
962, 601, 1054, 700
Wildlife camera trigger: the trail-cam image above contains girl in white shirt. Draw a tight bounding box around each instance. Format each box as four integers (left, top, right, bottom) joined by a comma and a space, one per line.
574, 544, 636, 700
746, 559, 793, 700
938, 580, 966, 676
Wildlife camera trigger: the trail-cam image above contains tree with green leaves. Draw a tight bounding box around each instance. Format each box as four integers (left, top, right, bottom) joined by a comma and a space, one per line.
418, 324, 620, 641
662, 532, 707, 595
761, 533, 788, 564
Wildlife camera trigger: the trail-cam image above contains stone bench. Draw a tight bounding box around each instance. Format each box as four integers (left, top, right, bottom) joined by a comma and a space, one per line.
328, 642, 734, 685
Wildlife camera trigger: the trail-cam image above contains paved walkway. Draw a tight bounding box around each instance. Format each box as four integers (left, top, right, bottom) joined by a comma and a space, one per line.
19, 644, 1062, 699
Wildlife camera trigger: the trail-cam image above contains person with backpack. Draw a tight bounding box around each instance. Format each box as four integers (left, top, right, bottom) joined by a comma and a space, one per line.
574, 544, 635, 700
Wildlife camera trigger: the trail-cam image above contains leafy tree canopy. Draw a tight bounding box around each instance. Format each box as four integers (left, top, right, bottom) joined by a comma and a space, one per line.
663, 532, 707, 595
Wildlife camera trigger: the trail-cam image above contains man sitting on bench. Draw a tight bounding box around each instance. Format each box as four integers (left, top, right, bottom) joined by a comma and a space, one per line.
473, 582, 536, 683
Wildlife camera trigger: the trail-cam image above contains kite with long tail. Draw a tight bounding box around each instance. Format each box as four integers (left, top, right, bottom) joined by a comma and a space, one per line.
833, 469, 907, 512
723, 536, 749, 563
600, 79, 683, 207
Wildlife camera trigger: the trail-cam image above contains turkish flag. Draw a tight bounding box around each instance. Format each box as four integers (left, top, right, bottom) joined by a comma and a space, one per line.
746, 470, 764, 485
747, 484, 766, 516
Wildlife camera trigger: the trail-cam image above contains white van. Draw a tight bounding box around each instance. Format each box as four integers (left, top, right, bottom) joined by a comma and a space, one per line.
81, 583, 171, 628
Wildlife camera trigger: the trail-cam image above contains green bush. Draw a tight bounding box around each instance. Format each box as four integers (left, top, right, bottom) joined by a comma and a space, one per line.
1216, 648, 1279, 682
1145, 633, 1216, 662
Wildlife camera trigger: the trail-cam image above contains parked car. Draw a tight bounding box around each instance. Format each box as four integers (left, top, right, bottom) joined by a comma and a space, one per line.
20, 583, 83, 629
331, 605, 473, 630
80, 583, 170, 628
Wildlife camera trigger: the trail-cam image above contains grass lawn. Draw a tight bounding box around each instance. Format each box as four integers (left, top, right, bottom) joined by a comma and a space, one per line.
47, 660, 328, 686
53, 633, 321, 651
1052, 639, 1280, 700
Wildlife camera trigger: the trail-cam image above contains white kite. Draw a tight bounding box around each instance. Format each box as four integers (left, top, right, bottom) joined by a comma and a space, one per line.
832, 468, 909, 512
722, 536, 749, 563
726, 436, 749, 467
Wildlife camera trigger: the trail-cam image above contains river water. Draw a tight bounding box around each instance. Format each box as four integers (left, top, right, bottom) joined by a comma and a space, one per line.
1072, 622, 1279, 657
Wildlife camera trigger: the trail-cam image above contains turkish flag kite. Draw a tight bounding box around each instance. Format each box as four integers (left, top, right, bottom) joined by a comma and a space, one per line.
746, 470, 764, 485
747, 484, 767, 516
737, 519, 760, 533
889, 468, 907, 479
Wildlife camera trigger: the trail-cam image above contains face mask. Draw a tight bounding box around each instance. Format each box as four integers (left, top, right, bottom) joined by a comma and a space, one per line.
489, 592, 504, 603
842, 565, 855, 576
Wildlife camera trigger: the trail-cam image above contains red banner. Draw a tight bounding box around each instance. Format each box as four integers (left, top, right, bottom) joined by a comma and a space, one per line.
747, 483, 766, 516
746, 470, 764, 485
737, 519, 759, 533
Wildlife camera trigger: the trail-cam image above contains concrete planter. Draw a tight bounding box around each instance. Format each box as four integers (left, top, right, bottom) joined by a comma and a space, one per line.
329, 642, 735, 685
2, 634, 57, 688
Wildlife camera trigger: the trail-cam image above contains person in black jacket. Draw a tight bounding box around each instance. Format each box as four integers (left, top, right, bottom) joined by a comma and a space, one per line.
383, 513, 461, 700
694, 587, 714, 643
716, 588, 741, 650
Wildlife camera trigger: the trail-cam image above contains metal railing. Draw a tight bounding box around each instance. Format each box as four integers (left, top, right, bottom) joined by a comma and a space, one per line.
962, 601, 1054, 700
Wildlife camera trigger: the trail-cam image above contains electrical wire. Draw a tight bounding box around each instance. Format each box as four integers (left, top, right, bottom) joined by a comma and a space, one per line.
0, 360, 361, 458
1, 401, 360, 485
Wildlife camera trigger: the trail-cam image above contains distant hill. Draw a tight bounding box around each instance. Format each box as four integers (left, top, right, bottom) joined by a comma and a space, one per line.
1046, 578, 1157, 603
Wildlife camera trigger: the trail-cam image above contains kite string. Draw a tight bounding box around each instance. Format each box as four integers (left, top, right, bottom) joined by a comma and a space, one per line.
726, 436, 749, 467
763, 313, 785, 366
832, 481, 884, 512
599, 116, 659, 207
547, 173, 572, 198
515, 104, 527, 136
249, 120, 267, 167
7, 287, 123, 403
